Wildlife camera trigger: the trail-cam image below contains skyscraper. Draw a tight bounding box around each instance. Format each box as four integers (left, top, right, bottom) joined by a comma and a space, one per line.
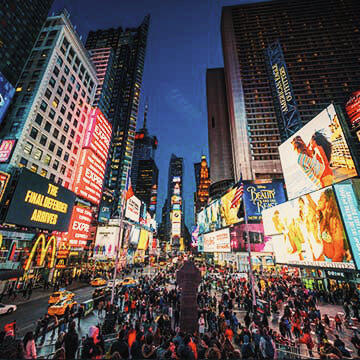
0, 0, 54, 87
206, 68, 234, 198
0, 10, 97, 188
221, 0, 360, 182
194, 156, 210, 217
85, 16, 150, 215
131, 103, 158, 191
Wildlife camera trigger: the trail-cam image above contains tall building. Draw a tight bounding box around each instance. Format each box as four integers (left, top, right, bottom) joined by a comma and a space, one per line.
88, 47, 115, 120
206, 68, 234, 198
131, 103, 158, 190
0, 0, 54, 87
221, 0, 360, 182
194, 156, 210, 217
0, 10, 98, 188
85, 16, 150, 214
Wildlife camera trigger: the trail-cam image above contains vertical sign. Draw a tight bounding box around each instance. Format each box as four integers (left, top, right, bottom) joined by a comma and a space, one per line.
0, 139, 16, 163
266, 40, 302, 141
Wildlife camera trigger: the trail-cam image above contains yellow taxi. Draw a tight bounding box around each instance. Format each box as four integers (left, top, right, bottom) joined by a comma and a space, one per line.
159, 261, 167, 266
48, 290, 75, 305
120, 277, 137, 287
48, 298, 77, 316
90, 278, 107, 287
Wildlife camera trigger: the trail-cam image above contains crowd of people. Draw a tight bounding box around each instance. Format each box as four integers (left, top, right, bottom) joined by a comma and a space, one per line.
0, 260, 359, 359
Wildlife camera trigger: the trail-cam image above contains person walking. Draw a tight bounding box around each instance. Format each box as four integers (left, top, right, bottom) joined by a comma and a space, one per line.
64, 321, 79, 360
23, 332, 37, 359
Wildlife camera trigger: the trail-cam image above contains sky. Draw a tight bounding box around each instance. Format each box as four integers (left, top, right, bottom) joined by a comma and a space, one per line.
50, 0, 267, 229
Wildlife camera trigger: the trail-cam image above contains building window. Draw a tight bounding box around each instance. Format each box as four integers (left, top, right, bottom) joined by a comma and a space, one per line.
60, 135, 66, 145
44, 121, 51, 132
40, 134, 47, 146
57, 86, 63, 96
73, 119, 78, 128
56, 116, 63, 126
49, 141, 55, 152
64, 152, 69, 162
60, 105, 66, 115
40, 100, 47, 112
53, 160, 59, 170
53, 66, 60, 77
57, 178, 63, 185
44, 154, 52, 165
52, 97, 59, 108
49, 109, 55, 120
40, 169, 47, 177
19, 157, 28, 167
64, 123, 69, 133
70, 102, 75, 111
70, 75, 75, 84
53, 128, 59, 139
60, 165, 66, 175
33, 148, 42, 160
73, 146, 78, 155
29, 127, 38, 139
49, 173, 55, 181
67, 140, 72, 150
75, 135, 81, 144
24, 142, 33, 155
16, 107, 25, 118
49, 77, 56, 88
73, 92, 78, 100
57, 147, 63, 157
64, 95, 70, 104
64, 65, 69, 75
31, 70, 40, 79
67, 112, 72, 121
56, 56, 63, 67
67, 169, 72, 178
45, 88, 52, 99
30, 164, 38, 173
67, 84, 72, 93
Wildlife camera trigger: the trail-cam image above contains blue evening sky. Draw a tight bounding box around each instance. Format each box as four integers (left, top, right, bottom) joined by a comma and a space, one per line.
50, 0, 267, 229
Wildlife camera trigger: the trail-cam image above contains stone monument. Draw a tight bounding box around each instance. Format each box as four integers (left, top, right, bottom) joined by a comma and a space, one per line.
176, 260, 202, 333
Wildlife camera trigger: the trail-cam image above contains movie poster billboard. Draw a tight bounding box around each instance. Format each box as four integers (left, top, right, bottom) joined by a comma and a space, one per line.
203, 228, 230, 253
220, 183, 244, 227
243, 180, 286, 222
279, 104, 357, 200
333, 179, 360, 270
262, 186, 355, 269
230, 223, 272, 253
197, 199, 222, 234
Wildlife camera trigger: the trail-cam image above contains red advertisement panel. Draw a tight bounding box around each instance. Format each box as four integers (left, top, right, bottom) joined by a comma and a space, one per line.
63, 205, 92, 248
73, 149, 106, 205
0, 139, 16, 163
346, 90, 360, 129
83, 108, 112, 162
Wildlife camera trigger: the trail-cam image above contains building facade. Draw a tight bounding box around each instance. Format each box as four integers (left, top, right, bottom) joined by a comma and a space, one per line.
194, 155, 210, 217
0, 10, 98, 189
221, 0, 360, 182
0, 0, 54, 87
85, 16, 150, 214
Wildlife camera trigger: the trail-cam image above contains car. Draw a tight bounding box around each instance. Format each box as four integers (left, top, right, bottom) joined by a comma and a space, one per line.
120, 277, 137, 287
90, 278, 107, 287
48, 290, 75, 305
0, 303, 17, 315
48, 298, 77, 316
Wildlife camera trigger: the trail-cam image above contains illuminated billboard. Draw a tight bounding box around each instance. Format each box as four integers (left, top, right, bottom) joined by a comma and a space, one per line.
266, 40, 302, 141
137, 229, 149, 250
94, 225, 120, 259
262, 186, 355, 269
197, 199, 222, 234
243, 180, 286, 222
62, 206, 92, 247
203, 228, 230, 253
333, 179, 360, 270
73, 148, 106, 205
83, 108, 112, 162
0, 139, 16, 163
130, 227, 140, 246
5, 169, 75, 231
220, 182, 243, 227
279, 104, 357, 200
0, 171, 10, 202
125, 195, 141, 223
345, 90, 360, 129
0, 72, 15, 125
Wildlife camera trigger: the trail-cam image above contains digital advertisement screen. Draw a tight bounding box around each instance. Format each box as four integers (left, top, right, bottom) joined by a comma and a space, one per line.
0, 139, 16, 163
62, 205, 92, 248
333, 179, 360, 270
5, 169, 75, 231
125, 195, 141, 223
345, 90, 360, 129
220, 183, 243, 227
230, 223, 272, 253
243, 180, 286, 221
94, 225, 120, 259
0, 171, 10, 202
262, 186, 355, 269
137, 229, 149, 250
83, 108, 112, 163
0, 72, 15, 125
279, 104, 357, 200
203, 228, 230, 253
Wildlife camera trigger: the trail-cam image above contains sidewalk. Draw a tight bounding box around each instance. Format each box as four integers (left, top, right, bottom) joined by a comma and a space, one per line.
2, 281, 90, 306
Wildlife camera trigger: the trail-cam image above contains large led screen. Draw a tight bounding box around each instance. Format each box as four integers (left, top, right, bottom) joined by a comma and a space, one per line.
5, 169, 75, 231
0, 72, 15, 125
279, 104, 357, 200
220, 183, 243, 227
262, 186, 355, 269
197, 198, 222, 234
333, 179, 360, 270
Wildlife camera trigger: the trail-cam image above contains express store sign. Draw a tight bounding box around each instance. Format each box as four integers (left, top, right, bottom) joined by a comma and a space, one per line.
62, 205, 92, 248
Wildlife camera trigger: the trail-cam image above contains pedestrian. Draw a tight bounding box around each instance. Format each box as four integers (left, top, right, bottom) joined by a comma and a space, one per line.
334, 313, 342, 332
77, 304, 84, 328
64, 321, 79, 360
23, 331, 37, 359
51, 315, 59, 340
199, 314, 205, 335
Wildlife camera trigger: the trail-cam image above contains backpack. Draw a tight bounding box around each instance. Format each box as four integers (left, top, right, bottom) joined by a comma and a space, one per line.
265, 337, 275, 359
